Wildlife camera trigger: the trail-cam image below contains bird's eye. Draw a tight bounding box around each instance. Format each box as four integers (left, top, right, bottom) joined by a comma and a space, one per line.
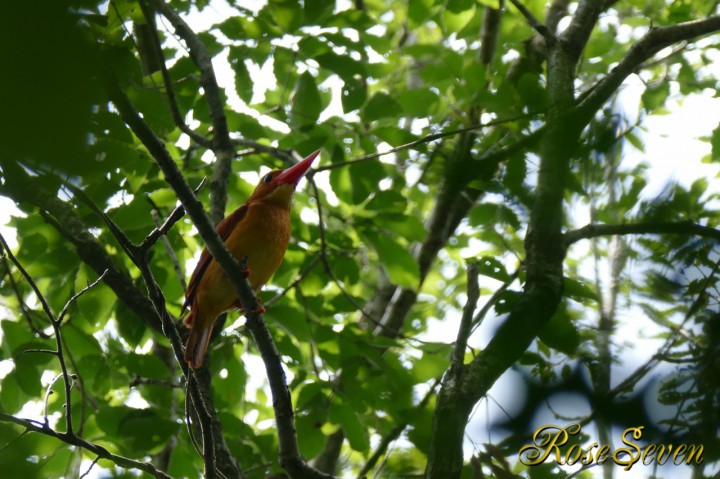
263, 173, 273, 184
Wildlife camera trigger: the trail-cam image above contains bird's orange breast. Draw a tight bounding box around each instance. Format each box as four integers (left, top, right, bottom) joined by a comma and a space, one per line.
191, 201, 291, 322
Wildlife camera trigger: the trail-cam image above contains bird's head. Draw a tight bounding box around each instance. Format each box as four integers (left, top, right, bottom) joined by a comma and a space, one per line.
249, 150, 319, 207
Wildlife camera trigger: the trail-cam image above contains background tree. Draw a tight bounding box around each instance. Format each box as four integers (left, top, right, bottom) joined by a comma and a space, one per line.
1, 1, 719, 478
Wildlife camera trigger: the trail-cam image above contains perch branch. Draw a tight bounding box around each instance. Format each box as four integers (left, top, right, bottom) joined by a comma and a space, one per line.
106, 73, 335, 479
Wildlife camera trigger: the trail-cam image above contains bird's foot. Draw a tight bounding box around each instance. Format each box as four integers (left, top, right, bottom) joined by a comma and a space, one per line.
241, 265, 252, 278
253, 297, 265, 314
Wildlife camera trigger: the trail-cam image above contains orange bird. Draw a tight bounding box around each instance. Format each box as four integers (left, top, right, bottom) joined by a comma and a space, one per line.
182, 150, 319, 368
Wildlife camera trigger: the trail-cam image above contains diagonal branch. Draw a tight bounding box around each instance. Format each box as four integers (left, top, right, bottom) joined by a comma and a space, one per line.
575, 16, 720, 124
105, 72, 336, 479
508, 0, 552, 40
0, 413, 172, 479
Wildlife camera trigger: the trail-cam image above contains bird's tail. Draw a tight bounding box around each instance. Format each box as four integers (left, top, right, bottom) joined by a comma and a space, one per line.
184, 310, 212, 369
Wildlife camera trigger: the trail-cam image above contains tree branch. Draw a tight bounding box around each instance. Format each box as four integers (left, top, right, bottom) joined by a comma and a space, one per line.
0, 162, 163, 332
546, 0, 570, 35
575, 16, 720, 123
479, 0, 504, 65
137, 0, 213, 148
0, 228, 109, 439
508, 0, 552, 40
150, 0, 234, 224
105, 72, 335, 479
0, 413, 172, 479
564, 221, 720, 246
559, 0, 606, 62
453, 263, 479, 369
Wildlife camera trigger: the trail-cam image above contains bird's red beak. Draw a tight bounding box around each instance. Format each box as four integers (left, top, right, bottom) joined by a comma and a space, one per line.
275, 150, 320, 187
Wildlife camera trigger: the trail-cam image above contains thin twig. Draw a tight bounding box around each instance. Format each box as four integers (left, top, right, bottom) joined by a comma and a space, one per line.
508, 0, 552, 40
306, 177, 390, 332
140, 177, 206, 253
43, 374, 63, 426
264, 255, 322, 307
150, 205, 188, 291
313, 112, 541, 173
59, 180, 140, 261
2, 261, 51, 338
58, 271, 110, 325
357, 377, 441, 478
0, 232, 57, 324
470, 265, 522, 334
130, 375, 184, 388
79, 455, 101, 479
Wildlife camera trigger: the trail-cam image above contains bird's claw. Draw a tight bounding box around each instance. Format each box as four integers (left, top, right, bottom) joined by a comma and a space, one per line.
252, 297, 265, 314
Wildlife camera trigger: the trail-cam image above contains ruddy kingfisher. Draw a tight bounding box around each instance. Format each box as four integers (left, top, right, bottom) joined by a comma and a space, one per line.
182, 150, 320, 368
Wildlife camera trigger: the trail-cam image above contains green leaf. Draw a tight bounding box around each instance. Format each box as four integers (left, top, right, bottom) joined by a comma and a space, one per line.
116, 301, 146, 348
290, 72, 322, 129
269, 0, 304, 31
365, 189, 407, 212
316, 52, 365, 81
341, 76, 367, 113
226, 110, 267, 139
563, 277, 599, 303
63, 325, 103, 359
538, 302, 580, 355
329, 401, 369, 453
122, 353, 170, 379
214, 17, 244, 39
476, 256, 511, 282
413, 344, 451, 382
266, 303, 310, 341
641, 82, 670, 112
443, 0, 476, 32
0, 370, 23, 413
363, 92, 403, 122
397, 89, 440, 117
233, 59, 253, 104
362, 231, 419, 289
296, 414, 326, 458
304, 0, 334, 23
14, 356, 41, 397
408, 0, 442, 26
711, 123, 720, 161
119, 409, 179, 453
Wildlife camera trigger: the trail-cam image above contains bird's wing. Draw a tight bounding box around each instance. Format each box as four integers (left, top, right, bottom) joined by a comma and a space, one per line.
182, 203, 249, 315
